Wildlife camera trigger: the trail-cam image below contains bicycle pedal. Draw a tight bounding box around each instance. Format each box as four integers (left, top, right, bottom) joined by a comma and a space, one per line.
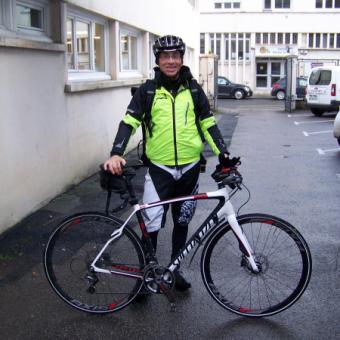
170, 302, 176, 312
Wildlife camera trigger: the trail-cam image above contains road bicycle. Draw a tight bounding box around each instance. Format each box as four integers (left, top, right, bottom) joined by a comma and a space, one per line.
44, 162, 312, 318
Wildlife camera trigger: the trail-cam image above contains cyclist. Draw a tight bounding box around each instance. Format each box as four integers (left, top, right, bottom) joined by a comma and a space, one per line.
104, 35, 230, 291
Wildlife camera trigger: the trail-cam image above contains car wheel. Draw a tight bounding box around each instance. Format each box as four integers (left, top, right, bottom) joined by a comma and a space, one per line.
276, 90, 285, 100
233, 90, 245, 100
311, 108, 324, 116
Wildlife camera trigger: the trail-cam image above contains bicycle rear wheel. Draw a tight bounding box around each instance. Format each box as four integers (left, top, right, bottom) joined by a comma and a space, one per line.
201, 213, 312, 317
44, 212, 145, 314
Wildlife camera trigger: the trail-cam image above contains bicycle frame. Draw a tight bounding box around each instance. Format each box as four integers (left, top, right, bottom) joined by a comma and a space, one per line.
90, 185, 260, 278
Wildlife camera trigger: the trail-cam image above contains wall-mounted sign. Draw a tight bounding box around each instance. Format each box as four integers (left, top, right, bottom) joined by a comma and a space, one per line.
256, 46, 298, 57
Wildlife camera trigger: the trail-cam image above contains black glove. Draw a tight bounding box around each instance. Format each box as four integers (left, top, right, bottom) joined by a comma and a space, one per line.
218, 153, 241, 168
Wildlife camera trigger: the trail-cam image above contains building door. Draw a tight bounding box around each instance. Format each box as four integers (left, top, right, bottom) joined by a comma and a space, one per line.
256, 62, 268, 88
271, 61, 282, 85
256, 59, 285, 89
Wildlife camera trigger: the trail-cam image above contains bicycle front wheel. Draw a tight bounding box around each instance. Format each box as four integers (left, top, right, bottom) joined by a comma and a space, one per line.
44, 213, 145, 314
201, 213, 312, 317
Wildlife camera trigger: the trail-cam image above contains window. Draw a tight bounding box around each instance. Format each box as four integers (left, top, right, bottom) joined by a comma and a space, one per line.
16, 3, 43, 30
238, 34, 244, 60
285, 33, 290, 44
149, 34, 157, 78
322, 33, 327, 48
200, 33, 205, 54
120, 33, 137, 70
256, 33, 261, 44
315, 33, 321, 47
225, 34, 230, 59
216, 33, 221, 59
278, 33, 283, 44
264, 0, 271, 9
215, 2, 222, 8
209, 33, 215, 53
231, 33, 236, 60
292, 33, 298, 44
315, 0, 323, 8
67, 8, 108, 79
270, 33, 275, 44
308, 34, 314, 47
316, 0, 340, 7
325, 0, 333, 8
233, 2, 241, 8
309, 69, 331, 85
224, 2, 232, 8
0, 0, 50, 40
263, 33, 268, 44
307, 32, 340, 49
275, 0, 290, 8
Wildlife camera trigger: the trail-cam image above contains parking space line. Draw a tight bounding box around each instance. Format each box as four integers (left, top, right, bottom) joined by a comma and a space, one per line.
317, 147, 339, 155
288, 113, 311, 118
294, 119, 334, 125
303, 130, 332, 136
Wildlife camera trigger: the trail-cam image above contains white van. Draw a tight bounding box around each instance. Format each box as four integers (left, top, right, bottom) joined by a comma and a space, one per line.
306, 66, 340, 116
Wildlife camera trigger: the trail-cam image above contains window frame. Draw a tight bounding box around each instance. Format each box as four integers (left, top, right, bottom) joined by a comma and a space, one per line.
119, 24, 142, 78
0, 0, 51, 42
67, 7, 109, 82
264, 0, 290, 9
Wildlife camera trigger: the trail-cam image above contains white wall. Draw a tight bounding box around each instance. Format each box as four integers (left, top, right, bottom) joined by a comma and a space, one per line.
0, 0, 199, 234
0, 47, 136, 233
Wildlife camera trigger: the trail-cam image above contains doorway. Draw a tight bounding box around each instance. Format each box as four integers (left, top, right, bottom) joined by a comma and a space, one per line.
256, 59, 285, 89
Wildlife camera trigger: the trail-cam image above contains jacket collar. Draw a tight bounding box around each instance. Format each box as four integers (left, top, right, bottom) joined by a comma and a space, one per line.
153, 66, 193, 88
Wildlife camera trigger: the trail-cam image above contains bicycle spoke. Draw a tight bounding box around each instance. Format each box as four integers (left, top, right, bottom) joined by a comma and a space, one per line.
202, 215, 311, 317
44, 213, 145, 314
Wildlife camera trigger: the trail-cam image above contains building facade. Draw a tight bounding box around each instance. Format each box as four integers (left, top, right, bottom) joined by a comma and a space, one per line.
199, 0, 340, 94
0, 0, 199, 233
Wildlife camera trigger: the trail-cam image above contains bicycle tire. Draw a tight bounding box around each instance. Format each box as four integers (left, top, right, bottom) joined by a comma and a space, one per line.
201, 213, 312, 317
44, 212, 146, 314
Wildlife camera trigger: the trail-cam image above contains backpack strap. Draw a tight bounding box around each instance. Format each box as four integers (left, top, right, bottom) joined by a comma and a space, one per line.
140, 79, 156, 165
188, 79, 207, 172
143, 79, 156, 137
188, 79, 205, 143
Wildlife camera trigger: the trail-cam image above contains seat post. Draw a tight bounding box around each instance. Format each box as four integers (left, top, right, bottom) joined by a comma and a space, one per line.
124, 176, 138, 205
105, 190, 112, 215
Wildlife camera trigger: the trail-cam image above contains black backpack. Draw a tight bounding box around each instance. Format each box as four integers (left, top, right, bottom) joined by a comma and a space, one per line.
131, 79, 206, 171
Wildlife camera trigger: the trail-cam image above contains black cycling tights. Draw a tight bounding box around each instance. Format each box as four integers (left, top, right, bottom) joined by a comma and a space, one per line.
144, 224, 188, 261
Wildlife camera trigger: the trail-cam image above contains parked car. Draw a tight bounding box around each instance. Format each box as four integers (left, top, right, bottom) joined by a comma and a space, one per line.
270, 77, 307, 100
306, 66, 340, 116
334, 109, 340, 146
217, 76, 253, 99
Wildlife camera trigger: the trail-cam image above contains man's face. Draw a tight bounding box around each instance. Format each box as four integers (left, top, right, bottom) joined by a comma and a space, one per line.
158, 51, 182, 79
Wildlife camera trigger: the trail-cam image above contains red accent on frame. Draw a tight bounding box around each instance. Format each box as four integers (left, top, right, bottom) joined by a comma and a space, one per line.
194, 194, 208, 199
111, 264, 141, 273
264, 220, 274, 225
72, 218, 81, 225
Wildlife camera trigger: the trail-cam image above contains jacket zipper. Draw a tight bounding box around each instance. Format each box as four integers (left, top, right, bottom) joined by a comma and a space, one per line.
171, 99, 179, 168
185, 102, 189, 125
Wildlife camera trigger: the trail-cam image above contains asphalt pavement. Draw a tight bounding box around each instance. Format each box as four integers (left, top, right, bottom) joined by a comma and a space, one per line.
0, 98, 339, 339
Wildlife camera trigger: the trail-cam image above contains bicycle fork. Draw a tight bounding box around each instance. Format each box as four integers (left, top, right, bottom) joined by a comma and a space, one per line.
220, 201, 260, 273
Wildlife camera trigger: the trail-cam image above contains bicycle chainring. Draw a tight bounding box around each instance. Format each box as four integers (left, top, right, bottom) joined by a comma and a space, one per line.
143, 264, 175, 294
